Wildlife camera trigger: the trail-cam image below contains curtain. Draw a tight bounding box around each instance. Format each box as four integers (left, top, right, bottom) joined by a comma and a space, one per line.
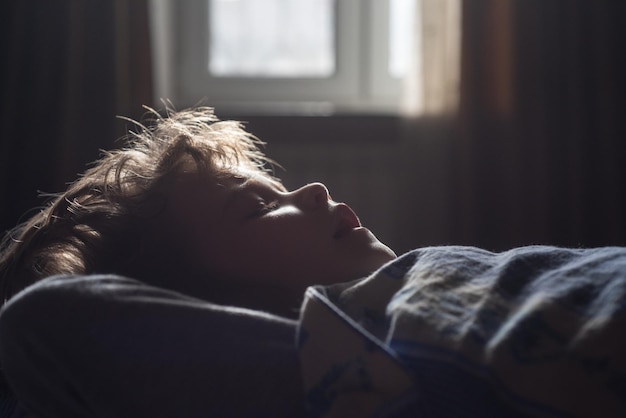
0, 2, 153, 413
0, 0, 153, 235
401, 0, 461, 116
454, 0, 626, 249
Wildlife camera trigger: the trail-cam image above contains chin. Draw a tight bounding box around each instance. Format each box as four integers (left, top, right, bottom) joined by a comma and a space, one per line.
371, 239, 397, 262
366, 230, 397, 259
355, 242, 397, 279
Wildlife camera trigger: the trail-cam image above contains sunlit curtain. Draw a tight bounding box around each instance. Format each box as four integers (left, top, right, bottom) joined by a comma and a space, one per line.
402, 0, 461, 116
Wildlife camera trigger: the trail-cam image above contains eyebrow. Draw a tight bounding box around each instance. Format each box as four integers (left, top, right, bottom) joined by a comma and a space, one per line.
221, 176, 252, 219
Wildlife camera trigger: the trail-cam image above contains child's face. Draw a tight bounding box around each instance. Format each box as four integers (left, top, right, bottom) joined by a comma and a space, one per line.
161, 168, 397, 306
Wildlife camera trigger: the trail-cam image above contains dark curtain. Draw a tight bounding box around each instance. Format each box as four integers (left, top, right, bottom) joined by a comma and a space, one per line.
454, 0, 626, 250
0, 1, 152, 413
0, 0, 153, 235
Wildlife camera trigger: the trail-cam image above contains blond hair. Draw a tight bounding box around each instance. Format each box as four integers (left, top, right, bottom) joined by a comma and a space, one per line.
0, 107, 276, 305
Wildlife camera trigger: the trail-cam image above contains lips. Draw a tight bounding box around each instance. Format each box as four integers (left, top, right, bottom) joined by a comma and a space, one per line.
332, 203, 362, 239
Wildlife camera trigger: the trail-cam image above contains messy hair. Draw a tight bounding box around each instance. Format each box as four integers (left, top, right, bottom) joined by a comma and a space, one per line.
0, 106, 276, 305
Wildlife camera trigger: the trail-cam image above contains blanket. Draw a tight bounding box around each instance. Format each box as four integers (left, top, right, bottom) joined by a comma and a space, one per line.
297, 246, 626, 417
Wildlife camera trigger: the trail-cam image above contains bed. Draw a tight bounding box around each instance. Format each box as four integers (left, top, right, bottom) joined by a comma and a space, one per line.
1, 245, 625, 417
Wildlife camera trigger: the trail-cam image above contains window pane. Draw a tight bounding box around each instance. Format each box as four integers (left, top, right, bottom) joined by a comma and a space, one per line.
389, 0, 418, 78
209, 0, 335, 77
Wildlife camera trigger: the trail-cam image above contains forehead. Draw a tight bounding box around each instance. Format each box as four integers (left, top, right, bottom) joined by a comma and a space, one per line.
162, 168, 284, 222
157, 168, 285, 256
226, 167, 286, 192
166, 165, 282, 192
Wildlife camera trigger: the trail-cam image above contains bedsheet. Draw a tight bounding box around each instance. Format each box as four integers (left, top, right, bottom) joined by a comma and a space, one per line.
297, 246, 626, 417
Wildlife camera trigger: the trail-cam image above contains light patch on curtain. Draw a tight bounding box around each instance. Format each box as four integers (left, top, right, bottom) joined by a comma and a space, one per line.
399, 0, 461, 117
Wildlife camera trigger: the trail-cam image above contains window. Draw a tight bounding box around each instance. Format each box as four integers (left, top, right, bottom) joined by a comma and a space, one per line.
209, 0, 335, 78
150, 0, 460, 115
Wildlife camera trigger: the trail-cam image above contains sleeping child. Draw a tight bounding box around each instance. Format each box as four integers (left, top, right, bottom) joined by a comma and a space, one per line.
0, 106, 396, 417
1, 107, 625, 418
0, 106, 397, 316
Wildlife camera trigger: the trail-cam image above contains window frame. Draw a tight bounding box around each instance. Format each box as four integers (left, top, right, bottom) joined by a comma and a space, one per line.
151, 0, 419, 115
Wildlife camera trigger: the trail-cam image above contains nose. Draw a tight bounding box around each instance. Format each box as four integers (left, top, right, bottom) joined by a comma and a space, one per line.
294, 182, 330, 210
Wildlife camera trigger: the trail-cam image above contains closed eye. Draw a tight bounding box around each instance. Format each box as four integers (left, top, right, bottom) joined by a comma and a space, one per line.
249, 199, 280, 218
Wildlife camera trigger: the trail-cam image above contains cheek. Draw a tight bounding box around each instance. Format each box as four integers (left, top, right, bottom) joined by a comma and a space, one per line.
234, 225, 328, 275
199, 214, 335, 283
236, 225, 306, 264
248, 214, 325, 248
198, 226, 287, 279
